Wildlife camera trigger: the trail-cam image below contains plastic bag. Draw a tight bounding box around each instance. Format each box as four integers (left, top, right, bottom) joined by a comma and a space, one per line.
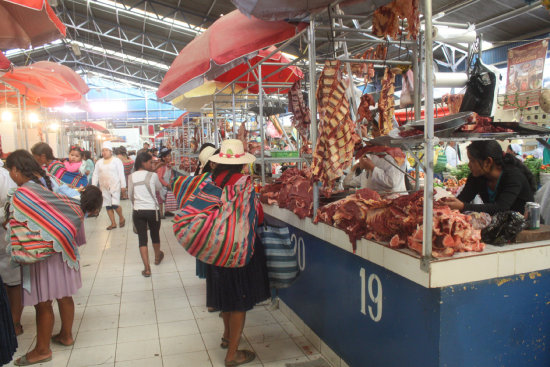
481, 211, 526, 245
400, 69, 414, 108
459, 59, 499, 117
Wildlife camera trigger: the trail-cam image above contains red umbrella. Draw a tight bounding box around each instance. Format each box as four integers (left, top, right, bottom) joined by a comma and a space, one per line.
0, 0, 66, 50
156, 10, 307, 101
0, 51, 11, 72
32, 61, 89, 95
215, 46, 303, 94
0, 66, 82, 107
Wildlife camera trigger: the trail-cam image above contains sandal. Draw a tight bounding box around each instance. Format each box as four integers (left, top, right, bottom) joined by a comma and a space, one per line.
51, 334, 74, 346
119, 219, 126, 228
225, 350, 255, 367
154, 251, 164, 265
106, 225, 117, 230
220, 337, 229, 349
14, 354, 52, 366
141, 270, 151, 277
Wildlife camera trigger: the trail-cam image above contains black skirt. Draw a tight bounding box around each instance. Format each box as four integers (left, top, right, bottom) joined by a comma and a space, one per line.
0, 275, 17, 366
206, 236, 271, 312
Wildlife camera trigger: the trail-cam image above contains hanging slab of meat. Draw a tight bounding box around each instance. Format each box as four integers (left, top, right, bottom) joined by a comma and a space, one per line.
350, 45, 388, 84
288, 79, 311, 142
356, 93, 376, 124
237, 123, 248, 152
179, 157, 198, 172
312, 60, 360, 194
442, 94, 465, 115
373, 0, 420, 40
260, 168, 314, 218
373, 67, 397, 137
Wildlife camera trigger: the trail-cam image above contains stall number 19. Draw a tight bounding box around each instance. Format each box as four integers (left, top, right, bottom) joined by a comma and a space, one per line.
359, 268, 382, 322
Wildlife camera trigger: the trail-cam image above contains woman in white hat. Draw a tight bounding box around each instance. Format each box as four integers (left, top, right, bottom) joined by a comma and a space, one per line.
92, 141, 127, 230
206, 139, 270, 367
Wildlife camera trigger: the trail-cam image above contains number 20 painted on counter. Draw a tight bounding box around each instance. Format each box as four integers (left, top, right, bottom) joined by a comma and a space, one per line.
360, 268, 383, 322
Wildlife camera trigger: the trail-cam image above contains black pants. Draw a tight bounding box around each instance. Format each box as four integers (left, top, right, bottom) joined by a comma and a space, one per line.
132, 210, 161, 247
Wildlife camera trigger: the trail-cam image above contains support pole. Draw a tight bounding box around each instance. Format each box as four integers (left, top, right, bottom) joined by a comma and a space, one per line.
259, 64, 266, 184
421, 0, 435, 270
308, 19, 320, 218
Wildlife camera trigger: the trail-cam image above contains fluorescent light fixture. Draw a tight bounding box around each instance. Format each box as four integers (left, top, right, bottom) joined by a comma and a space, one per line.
95, 0, 206, 35
90, 101, 127, 113
71, 41, 170, 71
52, 105, 86, 114
1, 110, 13, 122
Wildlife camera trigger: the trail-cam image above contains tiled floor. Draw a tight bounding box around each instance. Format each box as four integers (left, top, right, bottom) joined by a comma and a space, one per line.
6, 201, 322, 367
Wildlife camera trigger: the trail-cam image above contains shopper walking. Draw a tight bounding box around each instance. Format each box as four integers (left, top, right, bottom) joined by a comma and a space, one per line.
204, 139, 270, 367
128, 152, 164, 277
31, 142, 88, 188
0, 159, 22, 336
92, 141, 127, 230
82, 150, 95, 184
116, 146, 134, 199
5, 150, 103, 366
156, 147, 175, 217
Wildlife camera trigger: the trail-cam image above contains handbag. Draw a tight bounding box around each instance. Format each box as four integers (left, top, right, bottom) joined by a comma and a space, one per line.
164, 191, 178, 212
172, 175, 259, 268
258, 225, 300, 289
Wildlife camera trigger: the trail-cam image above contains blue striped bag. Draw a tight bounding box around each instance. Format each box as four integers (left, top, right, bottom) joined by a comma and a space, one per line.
258, 225, 300, 289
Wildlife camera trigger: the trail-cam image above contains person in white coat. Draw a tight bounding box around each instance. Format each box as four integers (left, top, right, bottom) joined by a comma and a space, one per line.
445, 142, 460, 168
92, 141, 126, 230
343, 154, 406, 193
0, 160, 22, 336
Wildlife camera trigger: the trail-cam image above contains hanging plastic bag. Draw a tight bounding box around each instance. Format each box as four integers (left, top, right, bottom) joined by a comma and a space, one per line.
460, 59, 500, 117
400, 69, 414, 108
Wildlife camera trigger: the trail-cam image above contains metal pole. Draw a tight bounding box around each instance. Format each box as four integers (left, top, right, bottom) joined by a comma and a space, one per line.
259, 64, 266, 184
421, 0, 435, 269
22, 97, 29, 149
477, 33, 483, 62
232, 84, 237, 138
335, 5, 358, 125
308, 19, 320, 218
213, 102, 219, 148
412, 32, 422, 192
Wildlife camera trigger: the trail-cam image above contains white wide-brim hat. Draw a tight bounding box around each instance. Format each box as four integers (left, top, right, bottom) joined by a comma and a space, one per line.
198, 146, 217, 173
102, 141, 113, 151
209, 139, 256, 165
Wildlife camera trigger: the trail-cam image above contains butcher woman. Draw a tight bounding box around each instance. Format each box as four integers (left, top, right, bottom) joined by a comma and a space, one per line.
442, 140, 536, 214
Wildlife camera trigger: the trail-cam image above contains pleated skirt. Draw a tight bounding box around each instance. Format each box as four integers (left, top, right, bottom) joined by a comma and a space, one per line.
0, 275, 17, 365
206, 237, 271, 312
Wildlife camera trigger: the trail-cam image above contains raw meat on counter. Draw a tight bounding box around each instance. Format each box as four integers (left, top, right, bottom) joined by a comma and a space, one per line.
260, 168, 313, 218
311, 60, 360, 194
316, 190, 485, 257
373, 0, 420, 40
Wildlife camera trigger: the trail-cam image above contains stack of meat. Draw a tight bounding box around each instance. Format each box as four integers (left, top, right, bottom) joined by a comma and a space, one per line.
288, 79, 311, 142
311, 60, 360, 194
350, 45, 388, 84
260, 168, 313, 219
316, 190, 485, 257
373, 67, 398, 137
459, 114, 513, 133
373, 0, 420, 40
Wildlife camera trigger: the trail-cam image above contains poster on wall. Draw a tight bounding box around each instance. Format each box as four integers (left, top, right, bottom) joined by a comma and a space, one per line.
504, 39, 548, 110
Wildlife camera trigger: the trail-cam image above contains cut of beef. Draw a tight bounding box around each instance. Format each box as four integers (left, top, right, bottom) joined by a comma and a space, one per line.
260, 168, 314, 219
288, 79, 311, 142
373, 0, 420, 40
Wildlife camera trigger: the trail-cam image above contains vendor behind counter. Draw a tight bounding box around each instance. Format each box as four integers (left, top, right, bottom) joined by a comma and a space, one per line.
443, 140, 536, 215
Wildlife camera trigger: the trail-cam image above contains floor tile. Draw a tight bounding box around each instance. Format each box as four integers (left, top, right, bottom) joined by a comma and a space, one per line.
163, 350, 212, 367
160, 334, 206, 356
117, 324, 159, 343
115, 357, 163, 367
68, 344, 116, 367
74, 328, 118, 349
158, 319, 199, 338
115, 339, 161, 362
251, 338, 305, 363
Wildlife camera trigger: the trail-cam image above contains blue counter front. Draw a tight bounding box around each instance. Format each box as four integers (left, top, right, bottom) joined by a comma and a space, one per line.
264, 207, 550, 367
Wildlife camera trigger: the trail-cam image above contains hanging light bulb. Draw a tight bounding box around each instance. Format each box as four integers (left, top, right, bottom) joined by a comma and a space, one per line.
28, 112, 40, 125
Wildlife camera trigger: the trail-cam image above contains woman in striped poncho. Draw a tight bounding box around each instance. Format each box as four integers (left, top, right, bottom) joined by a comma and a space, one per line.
5, 150, 103, 366
31, 142, 88, 188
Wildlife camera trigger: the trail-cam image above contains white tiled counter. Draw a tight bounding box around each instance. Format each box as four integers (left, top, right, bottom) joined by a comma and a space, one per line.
263, 204, 550, 367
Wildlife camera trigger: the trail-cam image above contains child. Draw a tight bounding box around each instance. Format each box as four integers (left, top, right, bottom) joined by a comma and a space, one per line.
64, 146, 85, 173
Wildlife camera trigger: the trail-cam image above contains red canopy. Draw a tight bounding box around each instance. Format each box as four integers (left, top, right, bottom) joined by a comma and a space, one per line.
73, 121, 109, 133
0, 51, 11, 72
32, 61, 89, 95
215, 47, 303, 94
0, 66, 82, 107
0, 0, 66, 50
156, 10, 307, 101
